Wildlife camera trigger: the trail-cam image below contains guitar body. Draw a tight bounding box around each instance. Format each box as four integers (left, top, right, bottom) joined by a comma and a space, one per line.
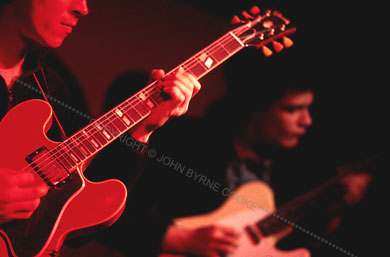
160, 181, 310, 257
0, 100, 127, 257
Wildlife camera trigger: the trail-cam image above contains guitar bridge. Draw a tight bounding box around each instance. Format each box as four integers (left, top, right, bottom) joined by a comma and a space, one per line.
26, 146, 70, 189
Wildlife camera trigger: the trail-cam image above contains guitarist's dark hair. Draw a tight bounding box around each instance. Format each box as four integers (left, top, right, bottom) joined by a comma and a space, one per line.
223, 46, 316, 112
0, 0, 12, 6
205, 46, 317, 138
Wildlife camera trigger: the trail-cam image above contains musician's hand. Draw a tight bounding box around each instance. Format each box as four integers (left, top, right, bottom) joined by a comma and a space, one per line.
162, 225, 239, 257
0, 168, 49, 225
341, 172, 372, 205
130, 68, 201, 143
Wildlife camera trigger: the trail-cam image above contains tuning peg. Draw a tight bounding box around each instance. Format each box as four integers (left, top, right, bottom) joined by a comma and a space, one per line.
272, 10, 290, 25
261, 46, 273, 57
282, 36, 294, 48
272, 41, 284, 52
231, 15, 242, 24
249, 6, 261, 15
241, 10, 254, 20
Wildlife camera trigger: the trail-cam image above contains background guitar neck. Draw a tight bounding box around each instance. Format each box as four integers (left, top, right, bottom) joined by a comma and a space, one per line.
256, 153, 384, 237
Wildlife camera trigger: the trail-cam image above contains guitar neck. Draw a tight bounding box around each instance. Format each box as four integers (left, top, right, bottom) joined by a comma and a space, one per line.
256, 152, 384, 237
28, 8, 297, 188
49, 31, 245, 173
257, 176, 343, 237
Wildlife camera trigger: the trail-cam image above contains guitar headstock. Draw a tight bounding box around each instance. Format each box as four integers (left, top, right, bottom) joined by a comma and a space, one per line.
231, 6, 296, 57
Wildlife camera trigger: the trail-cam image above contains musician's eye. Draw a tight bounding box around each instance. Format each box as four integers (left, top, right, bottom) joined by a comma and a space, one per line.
282, 106, 299, 113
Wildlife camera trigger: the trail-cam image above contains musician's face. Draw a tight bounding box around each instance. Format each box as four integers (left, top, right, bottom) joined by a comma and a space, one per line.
252, 90, 314, 148
17, 0, 89, 48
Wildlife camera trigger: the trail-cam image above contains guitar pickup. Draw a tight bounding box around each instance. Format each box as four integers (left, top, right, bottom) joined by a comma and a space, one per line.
26, 146, 70, 189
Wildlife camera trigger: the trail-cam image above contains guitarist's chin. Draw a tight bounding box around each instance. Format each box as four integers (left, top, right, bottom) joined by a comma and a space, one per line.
281, 137, 300, 148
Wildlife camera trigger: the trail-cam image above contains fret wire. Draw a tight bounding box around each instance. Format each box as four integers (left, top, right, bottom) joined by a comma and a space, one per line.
26, 32, 236, 173
72, 131, 94, 156
99, 115, 120, 138
169, 32, 234, 76
58, 144, 77, 168
62, 139, 81, 163
190, 57, 209, 72
25, 83, 160, 173
53, 143, 73, 166
71, 134, 85, 155
56, 145, 73, 169
81, 126, 103, 152
53, 148, 72, 170
179, 33, 240, 78
90, 124, 109, 145
216, 41, 231, 56
144, 90, 159, 106
122, 96, 146, 120
122, 103, 141, 122
206, 43, 231, 63
66, 137, 86, 160
133, 97, 152, 115
30, 114, 125, 173
111, 111, 129, 131
78, 129, 98, 153
24, 32, 243, 175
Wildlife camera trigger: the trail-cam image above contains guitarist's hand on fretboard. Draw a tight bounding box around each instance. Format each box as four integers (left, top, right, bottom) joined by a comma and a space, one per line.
340, 172, 372, 206
130, 68, 201, 143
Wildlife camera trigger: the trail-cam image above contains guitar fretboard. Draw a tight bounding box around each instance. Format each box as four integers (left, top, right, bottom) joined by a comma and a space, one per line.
33, 31, 245, 185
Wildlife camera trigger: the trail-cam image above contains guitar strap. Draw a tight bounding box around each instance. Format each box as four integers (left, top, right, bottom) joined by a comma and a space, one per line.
33, 68, 68, 141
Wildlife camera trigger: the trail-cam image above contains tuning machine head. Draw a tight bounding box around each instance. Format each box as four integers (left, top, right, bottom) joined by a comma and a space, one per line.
231, 5, 263, 25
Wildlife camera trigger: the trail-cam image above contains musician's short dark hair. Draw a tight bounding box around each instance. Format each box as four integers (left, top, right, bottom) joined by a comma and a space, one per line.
0, 0, 12, 6
204, 46, 317, 135
223, 47, 315, 113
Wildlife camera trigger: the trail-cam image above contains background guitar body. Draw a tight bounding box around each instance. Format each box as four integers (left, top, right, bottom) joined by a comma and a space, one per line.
0, 100, 127, 257
160, 181, 310, 257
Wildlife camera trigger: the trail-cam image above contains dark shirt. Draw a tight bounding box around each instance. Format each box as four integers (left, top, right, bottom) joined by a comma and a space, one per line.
1, 49, 147, 256
88, 115, 314, 256
99, 113, 378, 257
0, 49, 89, 139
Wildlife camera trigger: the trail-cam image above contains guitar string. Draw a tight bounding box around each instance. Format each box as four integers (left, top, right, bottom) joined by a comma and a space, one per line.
22, 21, 279, 172
21, 14, 274, 171
21, 82, 160, 174
24, 24, 283, 179
24, 31, 235, 173
23, 24, 282, 178
22, 32, 239, 177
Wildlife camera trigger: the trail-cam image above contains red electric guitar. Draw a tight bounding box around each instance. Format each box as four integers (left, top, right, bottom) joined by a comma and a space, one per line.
0, 6, 296, 257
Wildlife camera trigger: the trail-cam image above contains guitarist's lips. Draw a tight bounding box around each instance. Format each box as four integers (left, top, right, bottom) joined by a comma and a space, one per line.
288, 133, 305, 140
